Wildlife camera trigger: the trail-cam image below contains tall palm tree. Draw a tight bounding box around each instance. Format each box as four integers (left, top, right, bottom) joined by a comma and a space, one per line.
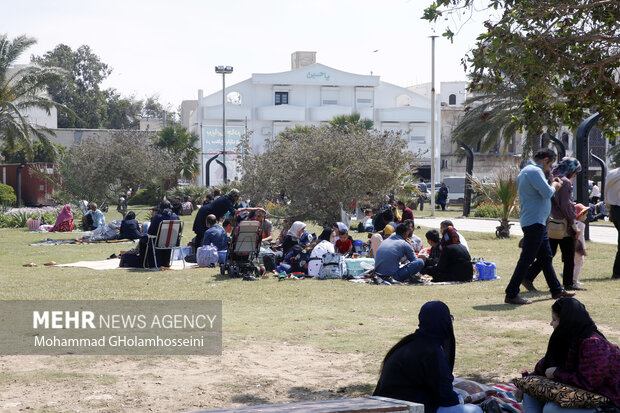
0, 34, 69, 159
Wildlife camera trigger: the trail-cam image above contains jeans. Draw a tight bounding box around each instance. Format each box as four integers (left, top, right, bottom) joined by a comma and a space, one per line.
505, 223, 563, 298
609, 205, 620, 278
526, 236, 575, 288
437, 404, 483, 413
522, 393, 596, 413
393, 259, 425, 282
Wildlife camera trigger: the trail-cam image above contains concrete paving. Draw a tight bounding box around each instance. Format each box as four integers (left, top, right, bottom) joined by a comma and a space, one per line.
415, 217, 618, 245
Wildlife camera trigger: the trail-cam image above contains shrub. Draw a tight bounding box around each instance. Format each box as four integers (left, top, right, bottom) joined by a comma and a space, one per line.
473, 202, 520, 218
129, 188, 161, 206
166, 185, 210, 206
0, 183, 16, 207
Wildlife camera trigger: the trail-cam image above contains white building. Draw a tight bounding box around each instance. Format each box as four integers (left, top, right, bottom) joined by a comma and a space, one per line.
186, 52, 439, 187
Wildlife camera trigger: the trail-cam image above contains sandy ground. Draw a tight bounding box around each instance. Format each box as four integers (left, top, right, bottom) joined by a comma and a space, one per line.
0, 342, 376, 412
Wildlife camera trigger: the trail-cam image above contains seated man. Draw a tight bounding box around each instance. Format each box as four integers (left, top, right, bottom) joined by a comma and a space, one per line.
374, 223, 425, 283
83, 202, 106, 231
202, 214, 228, 252
403, 219, 422, 253
181, 196, 194, 216
397, 200, 414, 223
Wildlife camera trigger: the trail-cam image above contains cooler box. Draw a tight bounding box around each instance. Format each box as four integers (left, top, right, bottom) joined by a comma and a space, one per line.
476, 261, 498, 280
345, 258, 375, 277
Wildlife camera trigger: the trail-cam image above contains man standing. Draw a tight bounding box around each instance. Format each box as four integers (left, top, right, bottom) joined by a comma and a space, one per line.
193, 189, 239, 247
374, 223, 425, 283
504, 148, 574, 305
604, 167, 620, 279
417, 179, 427, 211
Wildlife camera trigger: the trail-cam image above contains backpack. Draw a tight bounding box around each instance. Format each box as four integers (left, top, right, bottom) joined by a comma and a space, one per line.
182, 202, 193, 215
318, 253, 347, 280
197, 244, 219, 267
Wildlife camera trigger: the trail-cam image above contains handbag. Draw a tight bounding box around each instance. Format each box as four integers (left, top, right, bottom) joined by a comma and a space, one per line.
547, 217, 567, 239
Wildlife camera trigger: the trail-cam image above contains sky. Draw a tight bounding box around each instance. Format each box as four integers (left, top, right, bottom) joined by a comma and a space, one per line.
5, 0, 494, 109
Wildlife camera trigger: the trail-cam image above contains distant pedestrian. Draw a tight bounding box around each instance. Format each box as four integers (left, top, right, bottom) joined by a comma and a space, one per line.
604, 166, 620, 279
418, 179, 427, 211
437, 183, 448, 211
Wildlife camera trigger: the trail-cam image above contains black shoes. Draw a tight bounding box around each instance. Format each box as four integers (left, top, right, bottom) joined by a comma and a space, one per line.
521, 279, 538, 292
552, 290, 576, 299
242, 275, 258, 281
504, 295, 532, 305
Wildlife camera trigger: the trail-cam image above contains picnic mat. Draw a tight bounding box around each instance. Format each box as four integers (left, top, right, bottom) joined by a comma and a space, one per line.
54, 259, 198, 271
31, 238, 137, 246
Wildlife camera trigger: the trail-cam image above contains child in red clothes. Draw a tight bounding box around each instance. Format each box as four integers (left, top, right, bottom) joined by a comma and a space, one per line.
335, 230, 353, 254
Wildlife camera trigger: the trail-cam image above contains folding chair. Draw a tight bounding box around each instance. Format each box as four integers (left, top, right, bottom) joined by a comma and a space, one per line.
144, 220, 185, 269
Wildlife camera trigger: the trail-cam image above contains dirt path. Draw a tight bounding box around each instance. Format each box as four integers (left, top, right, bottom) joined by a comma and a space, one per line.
0, 342, 376, 412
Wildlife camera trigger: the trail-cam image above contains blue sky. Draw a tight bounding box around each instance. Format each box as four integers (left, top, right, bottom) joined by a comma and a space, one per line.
5, 0, 493, 109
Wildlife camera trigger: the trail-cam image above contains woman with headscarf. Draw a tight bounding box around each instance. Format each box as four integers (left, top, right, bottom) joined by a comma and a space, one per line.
523, 298, 620, 412
524, 157, 584, 291
373, 301, 482, 413
281, 221, 306, 256
119, 211, 141, 240
49, 204, 74, 232
308, 227, 336, 277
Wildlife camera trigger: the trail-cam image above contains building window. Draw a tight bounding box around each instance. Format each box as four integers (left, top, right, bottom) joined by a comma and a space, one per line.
448, 94, 457, 105
275, 91, 288, 105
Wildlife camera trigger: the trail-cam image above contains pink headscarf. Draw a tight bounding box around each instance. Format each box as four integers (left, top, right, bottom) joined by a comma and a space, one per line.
51, 204, 73, 231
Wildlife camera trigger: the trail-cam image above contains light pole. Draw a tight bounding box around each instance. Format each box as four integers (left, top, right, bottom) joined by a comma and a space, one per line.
215, 65, 233, 184
429, 35, 437, 216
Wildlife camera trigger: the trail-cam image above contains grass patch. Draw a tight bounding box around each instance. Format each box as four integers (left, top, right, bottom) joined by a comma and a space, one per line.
0, 212, 619, 387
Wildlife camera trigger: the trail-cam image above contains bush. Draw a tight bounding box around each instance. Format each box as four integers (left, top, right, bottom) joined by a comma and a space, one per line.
129, 188, 161, 206
0, 183, 16, 207
473, 202, 520, 218
0, 206, 61, 228
166, 185, 209, 206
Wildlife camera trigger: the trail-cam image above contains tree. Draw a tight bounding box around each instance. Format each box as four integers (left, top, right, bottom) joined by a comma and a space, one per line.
329, 113, 374, 131
423, 1, 620, 145
154, 125, 200, 184
53, 130, 175, 207
1, 141, 66, 163
238, 123, 413, 223
105, 90, 143, 129
0, 34, 70, 159
32, 44, 112, 129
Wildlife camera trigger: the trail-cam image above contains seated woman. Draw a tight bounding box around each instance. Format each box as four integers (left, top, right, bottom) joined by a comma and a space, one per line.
420, 230, 441, 275
522, 298, 619, 413
374, 301, 482, 413
119, 211, 141, 240
308, 228, 335, 277
47, 204, 74, 232
281, 221, 306, 256
421, 228, 472, 282
280, 232, 314, 274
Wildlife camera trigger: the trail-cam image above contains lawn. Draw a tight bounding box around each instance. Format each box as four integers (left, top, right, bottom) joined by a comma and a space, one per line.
0, 208, 618, 412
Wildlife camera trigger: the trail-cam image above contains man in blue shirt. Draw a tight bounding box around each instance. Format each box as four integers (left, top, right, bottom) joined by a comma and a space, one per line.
505, 149, 574, 305
374, 223, 425, 283
83, 203, 106, 230
202, 214, 228, 251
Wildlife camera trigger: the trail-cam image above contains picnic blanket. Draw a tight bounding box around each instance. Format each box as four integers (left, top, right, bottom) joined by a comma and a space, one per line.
54, 259, 197, 271
31, 238, 136, 246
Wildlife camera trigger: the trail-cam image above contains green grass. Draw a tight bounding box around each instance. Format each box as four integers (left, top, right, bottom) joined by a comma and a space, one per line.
0, 211, 619, 388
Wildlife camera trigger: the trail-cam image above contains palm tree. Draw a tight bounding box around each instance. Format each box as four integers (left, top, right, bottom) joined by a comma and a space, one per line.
469, 167, 520, 238
329, 113, 374, 131
0, 34, 69, 159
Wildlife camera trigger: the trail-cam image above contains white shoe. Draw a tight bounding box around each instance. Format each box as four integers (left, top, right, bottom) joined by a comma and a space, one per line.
574, 280, 584, 286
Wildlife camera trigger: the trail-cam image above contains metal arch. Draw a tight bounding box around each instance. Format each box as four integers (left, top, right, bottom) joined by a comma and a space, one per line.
575, 112, 602, 240
457, 141, 474, 217
205, 154, 228, 187
540, 133, 566, 160
590, 151, 607, 202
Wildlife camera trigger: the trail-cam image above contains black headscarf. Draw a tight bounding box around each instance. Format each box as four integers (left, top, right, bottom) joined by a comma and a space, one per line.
125, 211, 136, 220
381, 301, 455, 372
544, 298, 603, 369
318, 227, 332, 242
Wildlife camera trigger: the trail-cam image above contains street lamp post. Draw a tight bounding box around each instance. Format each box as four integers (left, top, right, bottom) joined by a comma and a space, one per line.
215, 65, 233, 184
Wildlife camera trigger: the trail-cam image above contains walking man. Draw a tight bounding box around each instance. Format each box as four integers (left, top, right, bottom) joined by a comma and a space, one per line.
504, 149, 575, 305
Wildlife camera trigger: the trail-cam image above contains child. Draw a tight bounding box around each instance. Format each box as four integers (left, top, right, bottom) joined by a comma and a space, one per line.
335, 229, 353, 255
573, 203, 589, 288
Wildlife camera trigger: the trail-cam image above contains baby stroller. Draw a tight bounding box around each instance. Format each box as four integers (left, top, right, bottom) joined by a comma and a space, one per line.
220, 208, 265, 280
